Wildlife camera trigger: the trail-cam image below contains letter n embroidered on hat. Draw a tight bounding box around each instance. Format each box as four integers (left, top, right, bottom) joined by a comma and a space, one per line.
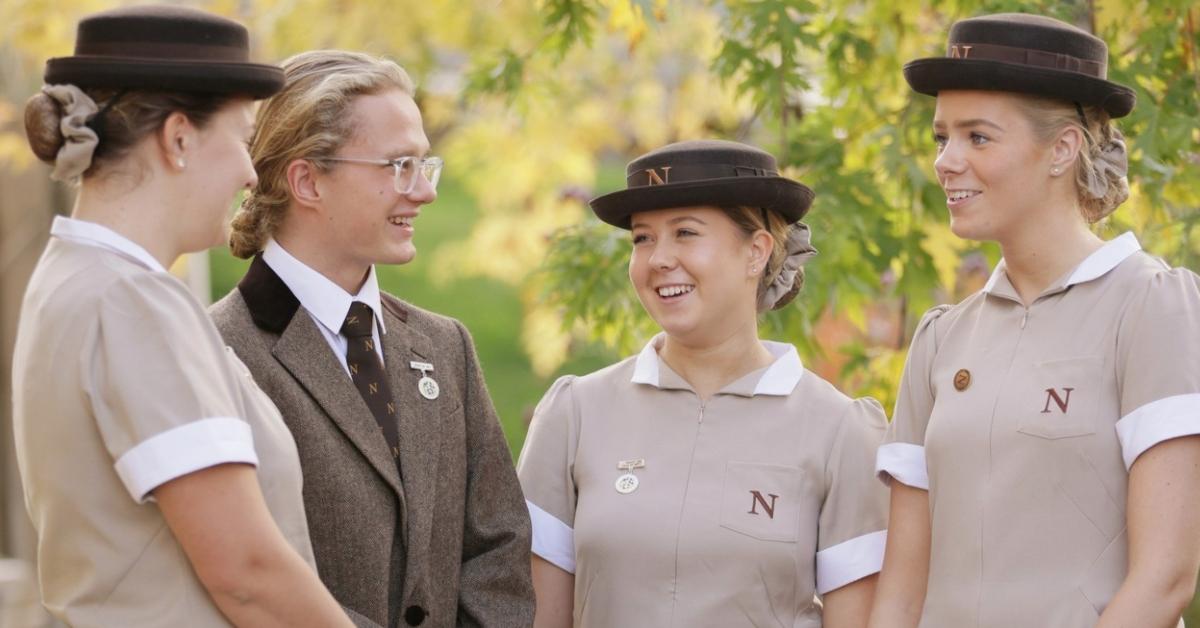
645, 166, 671, 185
949, 44, 973, 58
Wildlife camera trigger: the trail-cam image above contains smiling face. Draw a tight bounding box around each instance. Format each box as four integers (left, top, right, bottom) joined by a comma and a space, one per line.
313, 88, 436, 271
628, 206, 762, 344
932, 90, 1059, 242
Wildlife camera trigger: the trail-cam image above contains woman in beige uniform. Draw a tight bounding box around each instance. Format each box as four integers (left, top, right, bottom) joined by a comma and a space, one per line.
869, 13, 1200, 628
518, 140, 889, 627
11, 6, 354, 627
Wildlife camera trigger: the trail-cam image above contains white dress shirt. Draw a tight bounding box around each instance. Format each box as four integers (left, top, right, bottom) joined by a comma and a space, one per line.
261, 237, 386, 374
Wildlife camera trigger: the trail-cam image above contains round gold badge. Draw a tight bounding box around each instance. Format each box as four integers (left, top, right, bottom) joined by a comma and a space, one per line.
953, 369, 971, 391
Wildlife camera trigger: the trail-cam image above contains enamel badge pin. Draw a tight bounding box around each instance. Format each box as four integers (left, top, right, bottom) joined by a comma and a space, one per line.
409, 360, 440, 400
615, 458, 645, 494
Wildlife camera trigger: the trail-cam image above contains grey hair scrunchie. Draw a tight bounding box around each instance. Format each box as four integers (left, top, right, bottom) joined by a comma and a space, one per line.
42, 84, 100, 182
758, 222, 818, 311
1082, 128, 1128, 200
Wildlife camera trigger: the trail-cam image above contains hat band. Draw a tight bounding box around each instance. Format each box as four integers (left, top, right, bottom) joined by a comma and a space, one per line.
626, 163, 778, 188
946, 41, 1106, 78
77, 40, 249, 63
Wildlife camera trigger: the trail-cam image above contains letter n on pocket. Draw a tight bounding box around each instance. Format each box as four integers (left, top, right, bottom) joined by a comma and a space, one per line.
1017, 356, 1100, 440
719, 461, 803, 542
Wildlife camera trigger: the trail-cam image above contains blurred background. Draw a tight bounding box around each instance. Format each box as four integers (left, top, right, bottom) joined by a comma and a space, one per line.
1, 0, 1197, 624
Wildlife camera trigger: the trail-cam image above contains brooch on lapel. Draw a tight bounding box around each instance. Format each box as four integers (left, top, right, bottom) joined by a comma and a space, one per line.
409, 360, 440, 400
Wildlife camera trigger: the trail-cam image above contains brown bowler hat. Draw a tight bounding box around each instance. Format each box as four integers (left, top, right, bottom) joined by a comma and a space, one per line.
45, 5, 283, 98
904, 13, 1135, 118
589, 140, 814, 230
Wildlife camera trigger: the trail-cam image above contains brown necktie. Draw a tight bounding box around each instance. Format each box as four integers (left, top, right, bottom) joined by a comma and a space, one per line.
341, 302, 401, 464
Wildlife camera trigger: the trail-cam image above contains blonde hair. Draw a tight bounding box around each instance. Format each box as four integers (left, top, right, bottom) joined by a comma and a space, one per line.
724, 206, 802, 312
1013, 95, 1129, 223
228, 50, 415, 258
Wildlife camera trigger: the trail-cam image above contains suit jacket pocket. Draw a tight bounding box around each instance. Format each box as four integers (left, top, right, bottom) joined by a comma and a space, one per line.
719, 461, 803, 543
1017, 356, 1100, 440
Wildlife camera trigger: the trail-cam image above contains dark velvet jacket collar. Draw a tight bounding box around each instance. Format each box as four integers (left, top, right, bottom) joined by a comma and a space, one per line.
237, 255, 409, 333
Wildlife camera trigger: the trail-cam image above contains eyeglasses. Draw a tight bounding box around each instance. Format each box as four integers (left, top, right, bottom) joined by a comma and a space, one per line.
320, 156, 444, 195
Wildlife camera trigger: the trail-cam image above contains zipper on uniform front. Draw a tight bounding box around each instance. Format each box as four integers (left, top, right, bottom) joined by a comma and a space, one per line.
1020, 308, 1029, 329
670, 396, 708, 623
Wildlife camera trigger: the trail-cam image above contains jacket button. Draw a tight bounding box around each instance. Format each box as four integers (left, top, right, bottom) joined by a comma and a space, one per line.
404, 605, 427, 626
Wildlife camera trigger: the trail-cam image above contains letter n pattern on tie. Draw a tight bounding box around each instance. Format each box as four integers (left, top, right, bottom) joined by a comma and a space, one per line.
341, 302, 402, 470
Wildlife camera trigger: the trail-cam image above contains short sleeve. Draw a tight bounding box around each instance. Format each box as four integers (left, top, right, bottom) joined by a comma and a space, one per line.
816, 397, 889, 595
1114, 268, 1200, 469
84, 273, 257, 504
876, 305, 950, 490
516, 375, 580, 573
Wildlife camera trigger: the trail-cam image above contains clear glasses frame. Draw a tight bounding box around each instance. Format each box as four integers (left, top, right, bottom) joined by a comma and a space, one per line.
321, 156, 444, 195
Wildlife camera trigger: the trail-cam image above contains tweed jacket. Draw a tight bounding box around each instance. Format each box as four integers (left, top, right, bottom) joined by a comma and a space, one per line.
210, 256, 533, 628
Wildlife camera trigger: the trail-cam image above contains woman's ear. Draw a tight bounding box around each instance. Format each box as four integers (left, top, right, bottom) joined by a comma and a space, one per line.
157, 111, 195, 171
1050, 124, 1085, 176
748, 229, 774, 276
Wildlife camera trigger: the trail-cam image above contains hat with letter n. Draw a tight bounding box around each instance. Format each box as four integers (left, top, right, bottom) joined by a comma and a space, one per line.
903, 13, 1135, 118
589, 139, 814, 230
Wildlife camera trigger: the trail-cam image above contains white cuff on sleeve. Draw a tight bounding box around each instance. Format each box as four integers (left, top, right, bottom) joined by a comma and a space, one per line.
876, 442, 929, 490
1115, 393, 1200, 470
816, 530, 887, 594
114, 417, 258, 503
528, 500, 575, 574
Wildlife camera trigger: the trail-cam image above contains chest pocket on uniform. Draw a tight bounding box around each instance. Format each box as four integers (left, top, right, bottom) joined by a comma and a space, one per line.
719, 461, 803, 542
1016, 356, 1100, 440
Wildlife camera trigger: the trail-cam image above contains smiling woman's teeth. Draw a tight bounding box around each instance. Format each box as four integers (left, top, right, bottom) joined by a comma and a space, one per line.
657, 285, 694, 297
388, 216, 411, 226
948, 190, 980, 201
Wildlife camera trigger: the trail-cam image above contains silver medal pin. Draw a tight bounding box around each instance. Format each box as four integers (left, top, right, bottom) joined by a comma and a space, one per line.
409, 360, 440, 400
614, 458, 645, 495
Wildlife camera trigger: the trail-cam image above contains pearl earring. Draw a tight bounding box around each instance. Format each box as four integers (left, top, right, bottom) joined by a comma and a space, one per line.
1050, 167, 1060, 175
177, 159, 186, 169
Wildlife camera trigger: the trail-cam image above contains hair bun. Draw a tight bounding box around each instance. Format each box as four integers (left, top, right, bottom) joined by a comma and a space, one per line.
769, 278, 803, 311
24, 92, 66, 163
758, 222, 818, 312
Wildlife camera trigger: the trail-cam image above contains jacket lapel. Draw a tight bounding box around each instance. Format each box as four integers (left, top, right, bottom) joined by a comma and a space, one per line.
380, 300, 443, 599
273, 310, 406, 500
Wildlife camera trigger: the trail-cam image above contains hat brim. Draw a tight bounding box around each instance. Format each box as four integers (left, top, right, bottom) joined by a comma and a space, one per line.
589, 177, 814, 229
46, 56, 284, 99
903, 58, 1135, 118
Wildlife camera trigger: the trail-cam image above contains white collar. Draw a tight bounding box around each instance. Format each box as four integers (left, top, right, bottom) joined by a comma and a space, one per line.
1064, 231, 1141, 285
49, 216, 166, 273
262, 237, 386, 336
983, 231, 1141, 294
630, 333, 804, 397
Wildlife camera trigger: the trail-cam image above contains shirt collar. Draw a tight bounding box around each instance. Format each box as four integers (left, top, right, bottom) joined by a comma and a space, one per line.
983, 232, 1141, 298
49, 216, 166, 273
262, 237, 386, 336
1064, 231, 1141, 285
630, 332, 804, 397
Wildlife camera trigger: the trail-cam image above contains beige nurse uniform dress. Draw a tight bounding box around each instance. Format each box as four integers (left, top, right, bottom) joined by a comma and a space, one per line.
876, 233, 1200, 627
520, 334, 888, 627
12, 217, 317, 627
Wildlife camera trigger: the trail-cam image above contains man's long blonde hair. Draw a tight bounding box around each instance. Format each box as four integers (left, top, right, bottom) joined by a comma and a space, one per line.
228, 50, 415, 258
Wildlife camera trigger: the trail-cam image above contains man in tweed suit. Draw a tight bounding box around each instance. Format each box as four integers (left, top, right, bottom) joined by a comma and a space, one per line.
210, 50, 534, 628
